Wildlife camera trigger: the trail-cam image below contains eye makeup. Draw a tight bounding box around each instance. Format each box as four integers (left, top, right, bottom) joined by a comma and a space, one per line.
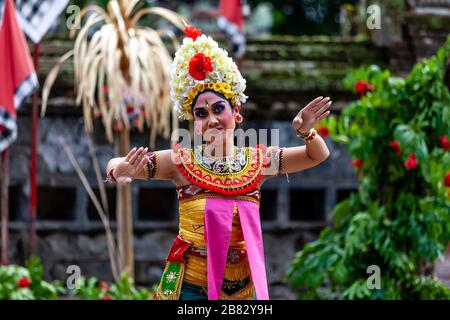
193, 100, 226, 119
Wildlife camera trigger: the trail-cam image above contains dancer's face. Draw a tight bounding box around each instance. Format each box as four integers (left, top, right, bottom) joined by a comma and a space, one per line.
192, 91, 238, 145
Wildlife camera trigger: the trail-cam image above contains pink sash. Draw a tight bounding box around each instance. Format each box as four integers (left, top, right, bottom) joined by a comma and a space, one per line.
204, 198, 269, 300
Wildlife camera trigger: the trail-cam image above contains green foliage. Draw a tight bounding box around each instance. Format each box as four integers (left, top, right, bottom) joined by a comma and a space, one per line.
69, 273, 154, 300
0, 257, 155, 300
0, 257, 64, 300
286, 36, 450, 299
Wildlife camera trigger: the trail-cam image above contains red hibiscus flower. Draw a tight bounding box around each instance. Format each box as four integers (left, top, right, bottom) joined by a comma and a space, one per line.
354, 80, 374, 96
17, 277, 31, 288
350, 159, 363, 175
404, 153, 418, 170
100, 296, 113, 300
184, 25, 201, 41
316, 126, 329, 138
189, 53, 213, 80
444, 172, 450, 187
440, 136, 450, 151
389, 140, 401, 156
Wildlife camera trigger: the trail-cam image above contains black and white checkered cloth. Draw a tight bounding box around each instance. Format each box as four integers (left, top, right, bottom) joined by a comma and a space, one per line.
2, 0, 69, 43
0, 0, 4, 26
14, 73, 39, 108
0, 107, 17, 153
218, 16, 246, 59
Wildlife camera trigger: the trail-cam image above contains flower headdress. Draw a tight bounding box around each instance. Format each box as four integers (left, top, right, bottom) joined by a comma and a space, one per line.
170, 25, 248, 120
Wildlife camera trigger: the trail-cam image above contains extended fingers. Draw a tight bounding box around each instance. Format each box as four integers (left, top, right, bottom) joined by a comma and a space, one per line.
316, 100, 332, 115
129, 147, 146, 164
318, 110, 330, 121
125, 147, 137, 161
135, 154, 148, 173
311, 97, 331, 112
305, 96, 324, 110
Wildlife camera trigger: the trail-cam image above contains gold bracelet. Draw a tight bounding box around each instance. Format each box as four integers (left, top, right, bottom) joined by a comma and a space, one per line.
106, 165, 117, 183
296, 128, 314, 139
304, 129, 317, 143
143, 161, 150, 180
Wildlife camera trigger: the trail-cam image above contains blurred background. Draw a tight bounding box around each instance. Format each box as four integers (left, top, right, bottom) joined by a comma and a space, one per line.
1, 0, 449, 299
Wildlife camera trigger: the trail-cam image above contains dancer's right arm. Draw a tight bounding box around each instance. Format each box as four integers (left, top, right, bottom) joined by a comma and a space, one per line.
106, 147, 177, 184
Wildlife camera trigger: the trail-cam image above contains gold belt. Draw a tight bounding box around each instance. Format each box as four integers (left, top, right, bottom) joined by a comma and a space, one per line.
183, 245, 251, 289
187, 246, 247, 264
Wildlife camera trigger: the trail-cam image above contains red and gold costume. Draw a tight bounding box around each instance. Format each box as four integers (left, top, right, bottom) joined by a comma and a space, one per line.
148, 25, 284, 300
150, 145, 283, 300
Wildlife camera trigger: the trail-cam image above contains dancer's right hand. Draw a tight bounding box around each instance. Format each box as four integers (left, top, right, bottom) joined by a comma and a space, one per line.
113, 147, 148, 184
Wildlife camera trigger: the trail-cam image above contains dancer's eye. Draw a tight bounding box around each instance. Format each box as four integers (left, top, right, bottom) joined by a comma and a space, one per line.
194, 108, 207, 118
214, 103, 225, 114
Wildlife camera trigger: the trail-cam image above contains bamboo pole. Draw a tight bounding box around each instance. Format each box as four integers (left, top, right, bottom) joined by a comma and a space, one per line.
29, 43, 40, 257
115, 0, 134, 278
1, 149, 9, 265
116, 129, 134, 277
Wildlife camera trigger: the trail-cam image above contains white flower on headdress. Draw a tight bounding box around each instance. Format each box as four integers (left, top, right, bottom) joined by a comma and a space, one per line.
169, 26, 248, 120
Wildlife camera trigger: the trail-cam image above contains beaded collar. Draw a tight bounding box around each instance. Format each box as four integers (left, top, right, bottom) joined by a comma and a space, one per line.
175, 145, 263, 195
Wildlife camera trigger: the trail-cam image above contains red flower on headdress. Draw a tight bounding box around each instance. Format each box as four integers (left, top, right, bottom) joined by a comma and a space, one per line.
354, 80, 374, 96
184, 25, 201, 41
440, 135, 450, 151
189, 53, 213, 80
404, 153, 418, 170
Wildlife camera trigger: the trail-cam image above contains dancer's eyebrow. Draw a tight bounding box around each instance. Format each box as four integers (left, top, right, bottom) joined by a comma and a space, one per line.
193, 100, 225, 111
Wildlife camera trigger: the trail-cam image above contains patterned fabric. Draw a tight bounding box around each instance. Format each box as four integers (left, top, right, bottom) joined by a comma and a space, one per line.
263, 146, 284, 175
156, 145, 275, 300
218, 0, 246, 59
176, 146, 263, 195
15, 0, 69, 43
0, 0, 38, 153
176, 183, 261, 204
179, 281, 208, 300
178, 198, 246, 248
204, 198, 268, 300
154, 235, 193, 300
155, 197, 257, 300
144, 151, 158, 179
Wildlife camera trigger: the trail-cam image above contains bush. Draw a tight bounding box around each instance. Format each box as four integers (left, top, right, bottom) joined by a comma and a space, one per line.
286, 36, 450, 299
69, 273, 154, 300
0, 257, 155, 300
0, 257, 64, 300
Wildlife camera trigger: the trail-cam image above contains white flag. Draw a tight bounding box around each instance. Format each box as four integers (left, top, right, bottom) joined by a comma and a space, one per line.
15, 0, 69, 43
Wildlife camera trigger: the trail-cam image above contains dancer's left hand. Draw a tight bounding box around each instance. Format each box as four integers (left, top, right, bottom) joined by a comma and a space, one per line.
292, 96, 332, 136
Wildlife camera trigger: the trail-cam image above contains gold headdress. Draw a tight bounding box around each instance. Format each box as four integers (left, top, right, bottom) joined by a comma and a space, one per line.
170, 26, 248, 120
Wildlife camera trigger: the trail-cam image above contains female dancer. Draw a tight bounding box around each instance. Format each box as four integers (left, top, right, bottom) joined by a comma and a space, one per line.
106, 26, 331, 300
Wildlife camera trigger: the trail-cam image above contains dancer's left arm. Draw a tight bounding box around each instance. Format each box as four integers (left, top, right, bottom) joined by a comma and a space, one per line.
280, 96, 331, 174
